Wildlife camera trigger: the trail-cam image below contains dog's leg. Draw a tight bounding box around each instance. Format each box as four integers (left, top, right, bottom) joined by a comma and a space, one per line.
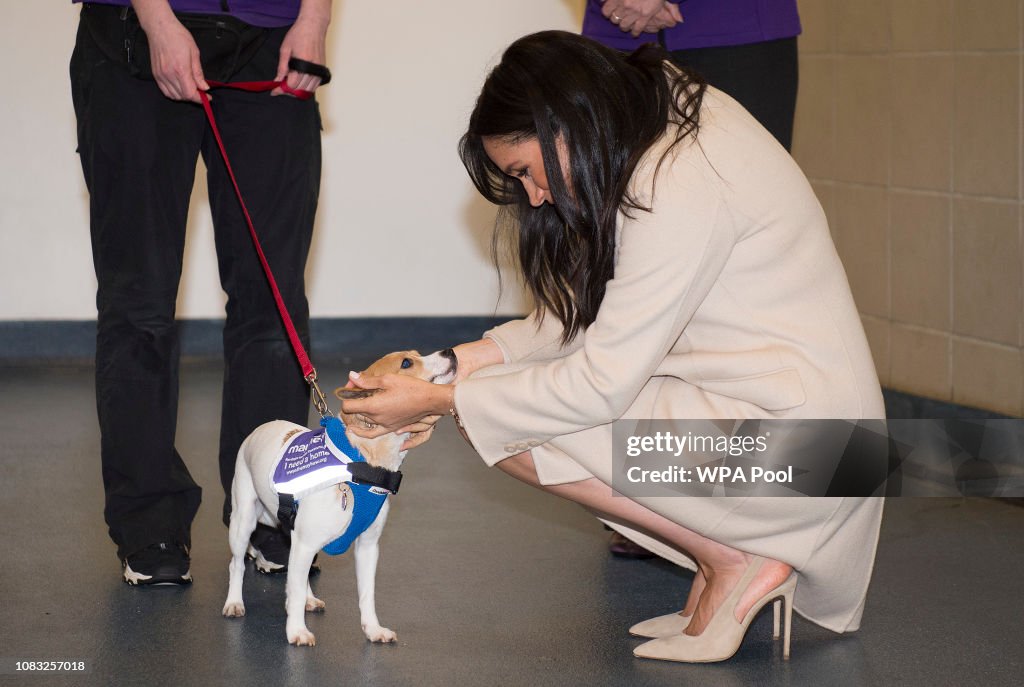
223, 453, 259, 618
284, 532, 321, 646
354, 500, 396, 643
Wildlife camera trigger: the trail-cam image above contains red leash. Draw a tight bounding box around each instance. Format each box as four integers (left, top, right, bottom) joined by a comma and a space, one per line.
199, 80, 330, 417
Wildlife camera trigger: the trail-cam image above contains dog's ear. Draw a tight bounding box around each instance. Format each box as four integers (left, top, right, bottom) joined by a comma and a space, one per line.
334, 387, 380, 400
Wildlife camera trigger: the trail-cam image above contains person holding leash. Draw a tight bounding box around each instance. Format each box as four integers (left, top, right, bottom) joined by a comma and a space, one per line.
342, 31, 884, 662
71, 0, 332, 585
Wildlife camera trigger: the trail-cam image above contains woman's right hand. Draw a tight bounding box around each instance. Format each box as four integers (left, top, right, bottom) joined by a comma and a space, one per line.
343, 339, 502, 442
134, 0, 209, 102
602, 0, 682, 38
643, 2, 683, 34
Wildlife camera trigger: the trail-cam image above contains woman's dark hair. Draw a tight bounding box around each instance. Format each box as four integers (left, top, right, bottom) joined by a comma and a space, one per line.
459, 30, 706, 343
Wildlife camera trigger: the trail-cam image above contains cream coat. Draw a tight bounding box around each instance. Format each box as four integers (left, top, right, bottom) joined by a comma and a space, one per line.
454, 86, 885, 634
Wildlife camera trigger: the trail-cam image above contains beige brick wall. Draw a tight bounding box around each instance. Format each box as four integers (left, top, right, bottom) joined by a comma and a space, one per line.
795, 0, 1024, 416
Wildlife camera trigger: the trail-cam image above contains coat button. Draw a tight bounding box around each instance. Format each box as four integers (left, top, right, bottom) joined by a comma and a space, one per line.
516, 442, 529, 451
527, 440, 540, 447
504, 445, 517, 453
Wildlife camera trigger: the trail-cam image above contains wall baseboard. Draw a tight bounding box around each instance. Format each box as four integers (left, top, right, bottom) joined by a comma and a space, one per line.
1, 318, 1014, 420
882, 388, 1014, 420
0, 317, 512, 366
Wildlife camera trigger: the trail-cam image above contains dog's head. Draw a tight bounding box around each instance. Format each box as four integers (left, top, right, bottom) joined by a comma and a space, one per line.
333, 348, 458, 403
331, 349, 458, 468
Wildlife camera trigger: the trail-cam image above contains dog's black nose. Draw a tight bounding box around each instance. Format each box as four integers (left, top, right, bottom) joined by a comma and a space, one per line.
440, 348, 458, 374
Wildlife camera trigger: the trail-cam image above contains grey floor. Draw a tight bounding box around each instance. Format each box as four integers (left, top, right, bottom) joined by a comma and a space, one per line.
1, 361, 1022, 687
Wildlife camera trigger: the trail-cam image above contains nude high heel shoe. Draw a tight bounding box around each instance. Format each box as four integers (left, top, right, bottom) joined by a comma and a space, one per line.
630, 596, 785, 640
633, 556, 797, 663
629, 611, 692, 638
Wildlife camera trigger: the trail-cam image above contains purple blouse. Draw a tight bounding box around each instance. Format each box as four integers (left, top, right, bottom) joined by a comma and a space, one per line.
71, 1, 300, 28
582, 0, 801, 51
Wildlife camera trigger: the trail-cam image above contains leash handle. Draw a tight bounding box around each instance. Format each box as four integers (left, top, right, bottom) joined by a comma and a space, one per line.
288, 57, 332, 86
199, 81, 329, 417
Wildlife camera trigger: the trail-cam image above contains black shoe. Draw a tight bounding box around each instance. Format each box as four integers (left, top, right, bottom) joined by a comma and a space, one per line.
246, 523, 319, 576
608, 532, 657, 560
122, 542, 193, 586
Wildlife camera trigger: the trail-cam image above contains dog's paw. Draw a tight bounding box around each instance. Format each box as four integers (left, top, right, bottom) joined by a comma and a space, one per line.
305, 596, 326, 613
287, 628, 317, 646
363, 625, 397, 643
222, 601, 246, 618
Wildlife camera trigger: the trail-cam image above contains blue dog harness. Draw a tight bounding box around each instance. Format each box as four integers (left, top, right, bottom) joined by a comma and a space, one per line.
272, 417, 402, 555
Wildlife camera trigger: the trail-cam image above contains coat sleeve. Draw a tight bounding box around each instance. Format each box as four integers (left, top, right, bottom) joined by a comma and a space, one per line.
482, 310, 583, 365
455, 150, 738, 465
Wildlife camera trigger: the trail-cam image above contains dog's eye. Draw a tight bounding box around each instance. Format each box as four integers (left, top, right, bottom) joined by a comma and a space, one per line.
401, 358, 412, 369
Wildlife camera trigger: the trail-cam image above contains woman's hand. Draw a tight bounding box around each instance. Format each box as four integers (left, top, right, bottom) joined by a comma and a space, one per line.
643, 3, 683, 34
343, 339, 498, 443
602, 0, 680, 38
342, 372, 451, 438
134, 0, 208, 102
399, 415, 442, 451
273, 0, 332, 96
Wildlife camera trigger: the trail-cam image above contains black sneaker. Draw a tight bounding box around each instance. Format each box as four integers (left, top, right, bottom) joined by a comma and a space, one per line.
246, 523, 319, 576
122, 542, 193, 586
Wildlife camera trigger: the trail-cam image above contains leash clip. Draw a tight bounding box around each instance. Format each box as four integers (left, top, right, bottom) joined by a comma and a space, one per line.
306, 368, 331, 419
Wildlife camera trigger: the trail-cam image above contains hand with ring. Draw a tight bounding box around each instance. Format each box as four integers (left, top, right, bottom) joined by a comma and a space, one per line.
601, 0, 681, 37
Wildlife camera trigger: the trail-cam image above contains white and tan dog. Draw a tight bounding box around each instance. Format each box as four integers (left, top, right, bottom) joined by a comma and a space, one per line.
222, 349, 457, 646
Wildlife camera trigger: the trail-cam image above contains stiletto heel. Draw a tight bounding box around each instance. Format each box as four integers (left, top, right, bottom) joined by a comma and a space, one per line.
772, 598, 781, 639
633, 556, 798, 663
783, 589, 794, 660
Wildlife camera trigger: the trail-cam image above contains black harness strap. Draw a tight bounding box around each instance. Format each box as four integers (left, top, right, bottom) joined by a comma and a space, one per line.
348, 463, 403, 494
277, 493, 298, 531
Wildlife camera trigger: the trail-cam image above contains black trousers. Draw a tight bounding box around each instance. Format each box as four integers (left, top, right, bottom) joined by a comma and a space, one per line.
71, 9, 319, 558
667, 37, 798, 151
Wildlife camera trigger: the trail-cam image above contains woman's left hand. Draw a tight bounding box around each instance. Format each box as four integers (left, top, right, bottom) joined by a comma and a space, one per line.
342, 372, 450, 438
273, 11, 330, 96
399, 415, 442, 451
602, 0, 675, 38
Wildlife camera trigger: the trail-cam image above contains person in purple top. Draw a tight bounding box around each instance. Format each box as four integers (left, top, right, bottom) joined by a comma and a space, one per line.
70, 0, 332, 585
583, 0, 800, 151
